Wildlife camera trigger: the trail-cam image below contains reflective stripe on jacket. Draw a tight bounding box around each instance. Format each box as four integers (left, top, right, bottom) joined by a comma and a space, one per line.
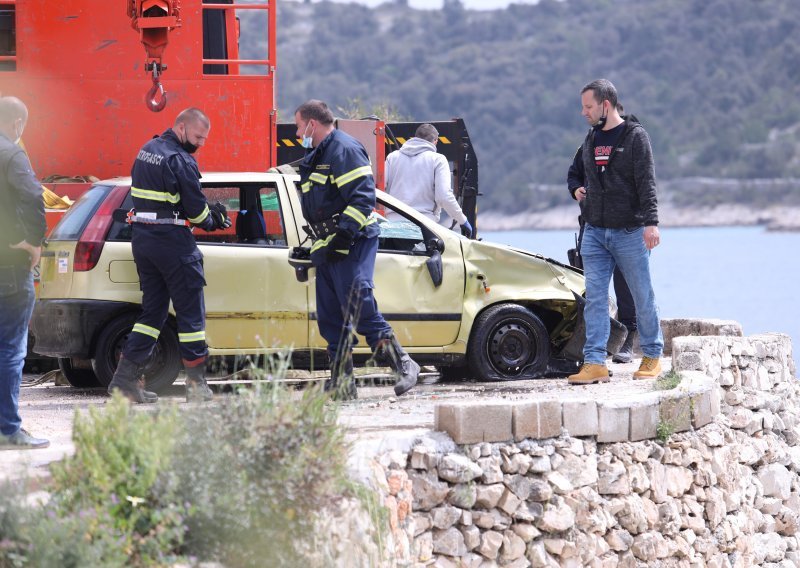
298, 129, 379, 263
130, 129, 213, 230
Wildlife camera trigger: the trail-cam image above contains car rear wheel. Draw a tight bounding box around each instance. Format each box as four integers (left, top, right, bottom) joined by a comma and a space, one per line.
92, 314, 181, 393
467, 304, 550, 381
58, 357, 101, 388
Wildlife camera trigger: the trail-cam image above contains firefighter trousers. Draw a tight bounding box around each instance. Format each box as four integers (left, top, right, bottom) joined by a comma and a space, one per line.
122, 225, 208, 367
315, 235, 393, 363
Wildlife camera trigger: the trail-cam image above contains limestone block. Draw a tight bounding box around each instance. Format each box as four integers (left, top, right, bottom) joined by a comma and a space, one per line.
431, 504, 463, 530
476, 529, 503, 560
536, 500, 576, 532
660, 395, 691, 434
477, 456, 504, 484
447, 483, 477, 509
597, 401, 630, 443
512, 522, 541, 543
414, 530, 434, 562
438, 453, 483, 484
498, 488, 522, 516
513, 400, 562, 441
460, 524, 481, 551
759, 463, 793, 500
500, 530, 527, 563
557, 453, 599, 488
563, 400, 598, 438
474, 483, 505, 509
435, 401, 513, 444
408, 470, 450, 511
691, 388, 718, 429
432, 527, 467, 557
629, 393, 660, 442
410, 444, 439, 470
505, 473, 533, 501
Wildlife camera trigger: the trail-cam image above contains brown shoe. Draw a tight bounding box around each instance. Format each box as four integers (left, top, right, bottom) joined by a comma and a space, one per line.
568, 363, 610, 385
633, 357, 662, 379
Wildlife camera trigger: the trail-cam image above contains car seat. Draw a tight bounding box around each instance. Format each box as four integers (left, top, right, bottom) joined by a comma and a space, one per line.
235, 190, 268, 245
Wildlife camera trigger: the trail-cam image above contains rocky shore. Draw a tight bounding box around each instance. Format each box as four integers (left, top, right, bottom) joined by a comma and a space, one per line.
478, 178, 800, 232
478, 204, 800, 232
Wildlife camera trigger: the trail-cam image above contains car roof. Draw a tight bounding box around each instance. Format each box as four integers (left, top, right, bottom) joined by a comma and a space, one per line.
98, 171, 299, 185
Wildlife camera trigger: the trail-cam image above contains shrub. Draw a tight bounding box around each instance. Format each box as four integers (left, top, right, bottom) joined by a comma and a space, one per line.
169, 380, 362, 566
50, 394, 186, 565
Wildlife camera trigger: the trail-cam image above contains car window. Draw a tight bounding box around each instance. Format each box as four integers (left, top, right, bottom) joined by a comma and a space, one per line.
49, 184, 113, 241
107, 182, 288, 247
196, 183, 288, 247
375, 201, 428, 254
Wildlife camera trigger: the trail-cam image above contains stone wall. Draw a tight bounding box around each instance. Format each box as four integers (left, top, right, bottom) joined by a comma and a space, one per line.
367, 332, 799, 567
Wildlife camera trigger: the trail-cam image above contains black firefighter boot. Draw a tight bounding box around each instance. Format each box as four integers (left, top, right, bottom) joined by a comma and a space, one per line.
612, 327, 638, 364
324, 353, 358, 401
185, 363, 213, 403
107, 357, 158, 404
375, 334, 420, 396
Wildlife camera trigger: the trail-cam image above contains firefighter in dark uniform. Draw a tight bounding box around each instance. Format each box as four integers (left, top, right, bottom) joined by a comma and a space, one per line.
294, 100, 419, 400
107, 108, 230, 403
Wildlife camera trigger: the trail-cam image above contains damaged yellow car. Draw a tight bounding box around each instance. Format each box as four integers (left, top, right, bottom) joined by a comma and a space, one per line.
31, 172, 624, 392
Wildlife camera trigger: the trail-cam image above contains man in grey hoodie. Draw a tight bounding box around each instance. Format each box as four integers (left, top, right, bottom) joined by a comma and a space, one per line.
567, 79, 664, 386
385, 124, 473, 237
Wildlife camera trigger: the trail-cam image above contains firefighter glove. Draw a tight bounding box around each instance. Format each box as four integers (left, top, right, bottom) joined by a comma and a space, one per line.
460, 219, 474, 238
209, 201, 232, 230
327, 229, 353, 263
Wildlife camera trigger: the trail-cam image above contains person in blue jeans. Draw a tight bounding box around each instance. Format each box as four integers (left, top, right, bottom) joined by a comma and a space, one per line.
0, 96, 49, 449
567, 79, 664, 385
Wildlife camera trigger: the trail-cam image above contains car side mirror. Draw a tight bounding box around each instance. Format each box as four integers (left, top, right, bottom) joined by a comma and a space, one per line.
288, 247, 312, 283
426, 249, 443, 287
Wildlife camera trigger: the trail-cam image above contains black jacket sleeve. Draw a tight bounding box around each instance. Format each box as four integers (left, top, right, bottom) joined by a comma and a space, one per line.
567, 145, 585, 200
170, 154, 213, 230
631, 129, 659, 226
9, 150, 46, 246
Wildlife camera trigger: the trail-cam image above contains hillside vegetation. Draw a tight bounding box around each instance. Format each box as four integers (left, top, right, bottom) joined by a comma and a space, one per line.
264, 0, 800, 212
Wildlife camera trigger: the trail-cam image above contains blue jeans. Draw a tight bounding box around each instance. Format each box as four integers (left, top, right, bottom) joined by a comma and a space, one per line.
315, 236, 393, 362
581, 224, 663, 364
0, 266, 35, 436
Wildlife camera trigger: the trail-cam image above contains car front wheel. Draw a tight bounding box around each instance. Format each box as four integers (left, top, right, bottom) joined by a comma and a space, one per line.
468, 303, 550, 381
92, 313, 181, 393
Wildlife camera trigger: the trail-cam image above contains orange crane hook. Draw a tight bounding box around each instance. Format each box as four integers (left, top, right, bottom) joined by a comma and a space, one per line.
145, 66, 167, 112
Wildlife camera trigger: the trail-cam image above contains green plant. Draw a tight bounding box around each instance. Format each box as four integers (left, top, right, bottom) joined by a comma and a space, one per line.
50, 394, 185, 565
167, 379, 366, 566
653, 369, 682, 391
656, 419, 675, 443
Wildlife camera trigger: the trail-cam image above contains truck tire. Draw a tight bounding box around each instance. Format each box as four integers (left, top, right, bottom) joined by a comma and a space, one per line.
467, 304, 550, 381
58, 357, 101, 388
91, 314, 181, 393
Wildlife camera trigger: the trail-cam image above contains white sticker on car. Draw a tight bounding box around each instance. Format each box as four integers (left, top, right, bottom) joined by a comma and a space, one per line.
58, 258, 68, 274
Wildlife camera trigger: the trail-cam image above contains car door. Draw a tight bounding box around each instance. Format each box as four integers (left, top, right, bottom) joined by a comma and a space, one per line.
305, 194, 466, 350
196, 179, 310, 352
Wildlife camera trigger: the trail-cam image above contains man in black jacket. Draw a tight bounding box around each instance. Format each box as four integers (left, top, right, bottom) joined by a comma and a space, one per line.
0, 96, 49, 449
568, 142, 638, 364
567, 79, 664, 385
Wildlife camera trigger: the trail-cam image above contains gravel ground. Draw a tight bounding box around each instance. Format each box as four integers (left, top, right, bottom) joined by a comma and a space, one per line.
0, 357, 671, 483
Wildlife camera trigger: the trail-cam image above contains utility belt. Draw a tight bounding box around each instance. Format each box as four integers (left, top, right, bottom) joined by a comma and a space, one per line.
126, 209, 190, 227
304, 214, 340, 240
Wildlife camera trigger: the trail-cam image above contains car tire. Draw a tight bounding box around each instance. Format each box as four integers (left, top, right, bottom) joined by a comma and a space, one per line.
92, 314, 181, 393
467, 303, 550, 381
58, 357, 101, 388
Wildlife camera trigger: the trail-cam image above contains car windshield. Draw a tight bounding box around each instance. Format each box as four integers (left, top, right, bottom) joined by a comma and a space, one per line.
48, 185, 114, 241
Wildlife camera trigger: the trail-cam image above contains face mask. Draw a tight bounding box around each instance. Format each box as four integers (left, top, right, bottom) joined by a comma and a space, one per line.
592, 103, 607, 131
301, 122, 315, 149
178, 128, 199, 154
181, 140, 199, 154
